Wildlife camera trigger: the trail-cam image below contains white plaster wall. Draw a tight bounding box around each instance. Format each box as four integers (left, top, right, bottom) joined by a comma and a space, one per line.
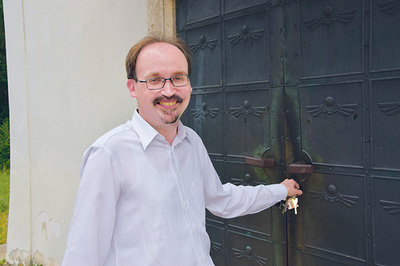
4, 0, 147, 264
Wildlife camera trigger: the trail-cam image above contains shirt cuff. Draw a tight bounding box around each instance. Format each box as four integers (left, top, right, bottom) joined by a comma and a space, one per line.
274, 183, 289, 200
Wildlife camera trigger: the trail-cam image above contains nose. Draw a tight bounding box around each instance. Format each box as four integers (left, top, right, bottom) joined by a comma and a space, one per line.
160, 79, 176, 97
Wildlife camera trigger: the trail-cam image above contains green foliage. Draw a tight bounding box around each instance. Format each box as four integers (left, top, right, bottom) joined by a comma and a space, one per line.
0, 119, 8, 170
0, 1, 8, 123
0, 169, 8, 245
0, 0, 9, 258
0, 260, 43, 266
0, 1, 8, 169
0, 169, 8, 212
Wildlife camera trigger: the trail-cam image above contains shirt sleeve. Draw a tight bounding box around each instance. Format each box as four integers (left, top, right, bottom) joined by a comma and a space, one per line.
202, 150, 287, 219
62, 146, 120, 265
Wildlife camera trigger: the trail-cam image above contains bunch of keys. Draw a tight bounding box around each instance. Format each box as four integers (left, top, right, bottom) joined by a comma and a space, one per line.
281, 196, 299, 215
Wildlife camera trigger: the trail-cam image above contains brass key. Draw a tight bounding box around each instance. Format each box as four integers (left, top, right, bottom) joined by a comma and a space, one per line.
281, 196, 299, 214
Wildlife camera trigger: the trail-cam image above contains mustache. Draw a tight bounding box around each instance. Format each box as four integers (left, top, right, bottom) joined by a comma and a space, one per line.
153, 95, 183, 105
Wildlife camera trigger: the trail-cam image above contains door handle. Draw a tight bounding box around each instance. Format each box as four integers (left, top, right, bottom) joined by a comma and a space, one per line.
288, 162, 314, 174
245, 156, 275, 168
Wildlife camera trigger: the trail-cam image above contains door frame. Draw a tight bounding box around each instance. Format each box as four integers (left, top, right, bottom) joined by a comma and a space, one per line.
147, 0, 177, 37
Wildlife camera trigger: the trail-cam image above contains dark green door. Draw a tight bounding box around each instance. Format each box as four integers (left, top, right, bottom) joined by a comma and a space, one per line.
177, 0, 400, 265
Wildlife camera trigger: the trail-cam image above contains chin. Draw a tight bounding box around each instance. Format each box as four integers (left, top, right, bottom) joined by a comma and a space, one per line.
162, 114, 180, 124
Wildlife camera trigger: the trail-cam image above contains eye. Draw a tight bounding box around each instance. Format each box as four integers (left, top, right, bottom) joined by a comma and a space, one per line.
173, 75, 186, 81
147, 77, 163, 84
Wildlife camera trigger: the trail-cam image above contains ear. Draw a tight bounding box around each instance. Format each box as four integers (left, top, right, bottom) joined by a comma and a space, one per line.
127, 79, 137, 98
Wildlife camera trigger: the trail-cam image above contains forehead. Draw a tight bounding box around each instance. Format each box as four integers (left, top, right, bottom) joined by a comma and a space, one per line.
142, 41, 180, 54
136, 42, 188, 74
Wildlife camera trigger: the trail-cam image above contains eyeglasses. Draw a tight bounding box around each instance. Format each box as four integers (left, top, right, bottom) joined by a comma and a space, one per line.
136, 74, 190, 90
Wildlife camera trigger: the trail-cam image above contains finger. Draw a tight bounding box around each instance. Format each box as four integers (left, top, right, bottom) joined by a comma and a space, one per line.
288, 179, 299, 188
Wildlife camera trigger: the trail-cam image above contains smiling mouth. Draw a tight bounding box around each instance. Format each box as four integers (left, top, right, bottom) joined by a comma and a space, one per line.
159, 101, 177, 107
154, 96, 183, 107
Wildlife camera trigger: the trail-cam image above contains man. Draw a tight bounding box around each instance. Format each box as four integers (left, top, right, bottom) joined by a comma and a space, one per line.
62, 34, 303, 265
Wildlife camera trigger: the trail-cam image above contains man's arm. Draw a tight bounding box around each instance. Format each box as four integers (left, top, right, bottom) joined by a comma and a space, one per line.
62, 147, 120, 265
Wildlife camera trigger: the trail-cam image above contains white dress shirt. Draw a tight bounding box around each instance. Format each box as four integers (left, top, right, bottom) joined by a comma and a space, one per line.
62, 110, 288, 265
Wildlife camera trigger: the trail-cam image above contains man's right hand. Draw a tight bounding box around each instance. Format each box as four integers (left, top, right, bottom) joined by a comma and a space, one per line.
280, 179, 303, 197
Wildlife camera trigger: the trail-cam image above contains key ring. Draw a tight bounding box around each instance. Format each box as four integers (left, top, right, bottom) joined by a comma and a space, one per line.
281, 196, 299, 215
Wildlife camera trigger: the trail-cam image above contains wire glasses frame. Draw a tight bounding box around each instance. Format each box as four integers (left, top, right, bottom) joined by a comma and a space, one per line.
136, 74, 190, 90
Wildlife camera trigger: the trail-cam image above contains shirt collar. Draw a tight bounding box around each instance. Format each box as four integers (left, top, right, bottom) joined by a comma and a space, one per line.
131, 110, 190, 150
174, 119, 190, 147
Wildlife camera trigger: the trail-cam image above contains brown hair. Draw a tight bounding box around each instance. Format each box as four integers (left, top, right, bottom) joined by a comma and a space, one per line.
125, 33, 192, 80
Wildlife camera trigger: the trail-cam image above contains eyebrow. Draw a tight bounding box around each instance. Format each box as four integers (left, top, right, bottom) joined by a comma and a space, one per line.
144, 71, 188, 79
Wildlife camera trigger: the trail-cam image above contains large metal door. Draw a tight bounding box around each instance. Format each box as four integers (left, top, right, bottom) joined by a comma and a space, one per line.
177, 0, 400, 265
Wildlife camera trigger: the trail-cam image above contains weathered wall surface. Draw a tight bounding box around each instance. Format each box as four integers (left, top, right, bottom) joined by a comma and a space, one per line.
3, 0, 150, 264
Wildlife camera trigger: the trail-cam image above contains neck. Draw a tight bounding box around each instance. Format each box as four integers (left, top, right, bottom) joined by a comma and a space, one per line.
155, 123, 179, 145
136, 109, 179, 145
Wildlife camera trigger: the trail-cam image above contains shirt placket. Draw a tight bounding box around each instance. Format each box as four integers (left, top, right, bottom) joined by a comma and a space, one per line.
169, 143, 206, 264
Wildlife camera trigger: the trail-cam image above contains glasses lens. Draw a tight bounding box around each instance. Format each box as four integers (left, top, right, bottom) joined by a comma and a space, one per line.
146, 77, 165, 90
171, 74, 189, 87
144, 75, 189, 90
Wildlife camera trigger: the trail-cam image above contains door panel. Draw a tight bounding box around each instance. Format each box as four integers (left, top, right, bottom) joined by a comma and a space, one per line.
373, 177, 400, 266
226, 90, 270, 156
187, 24, 222, 88
286, 0, 367, 264
177, 0, 400, 265
295, 173, 367, 262
285, 0, 400, 265
189, 93, 224, 154
371, 78, 400, 170
371, 0, 400, 71
369, 5, 400, 264
224, 0, 267, 14
299, 82, 364, 167
185, 0, 220, 24
178, 1, 286, 265
228, 232, 273, 266
225, 11, 270, 84
298, 1, 364, 78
